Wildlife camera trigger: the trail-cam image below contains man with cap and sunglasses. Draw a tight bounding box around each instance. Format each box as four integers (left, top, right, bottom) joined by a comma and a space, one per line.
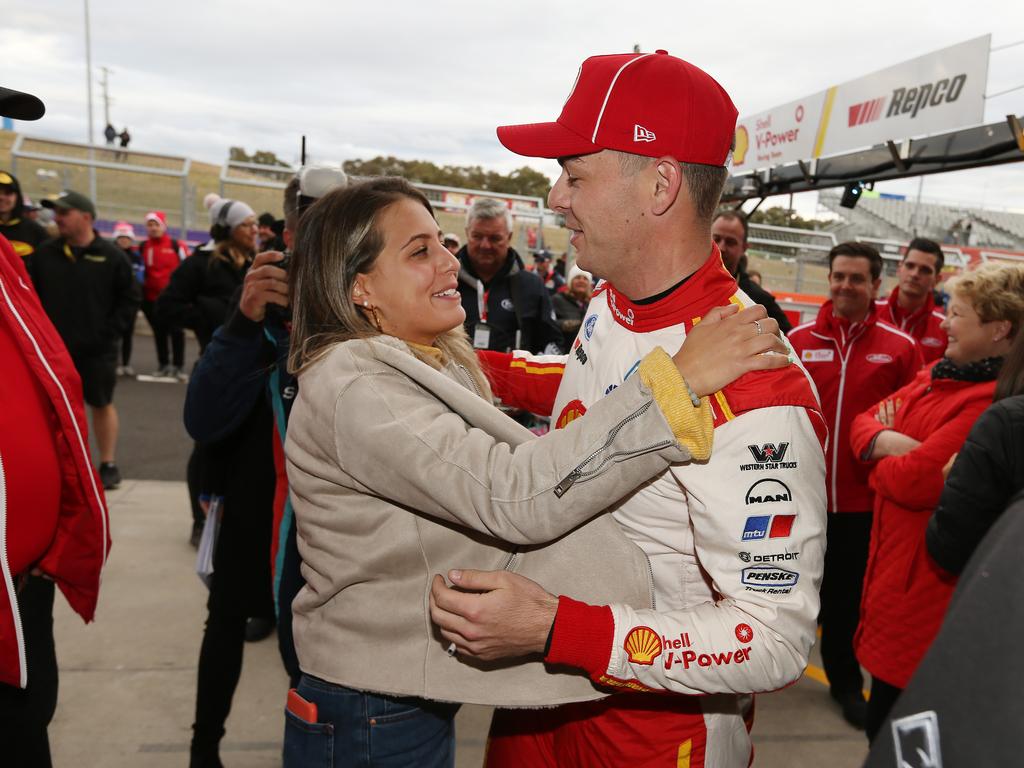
431, 50, 826, 767
0, 169, 50, 267
29, 189, 140, 490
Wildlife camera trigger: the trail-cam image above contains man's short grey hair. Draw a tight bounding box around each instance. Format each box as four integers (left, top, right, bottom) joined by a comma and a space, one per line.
466, 197, 513, 232
612, 150, 729, 223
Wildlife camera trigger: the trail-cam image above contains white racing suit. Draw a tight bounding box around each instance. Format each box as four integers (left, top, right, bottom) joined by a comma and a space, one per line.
480, 250, 827, 767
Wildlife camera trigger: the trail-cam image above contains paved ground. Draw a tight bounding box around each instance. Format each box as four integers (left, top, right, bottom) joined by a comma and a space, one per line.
50, 329, 870, 767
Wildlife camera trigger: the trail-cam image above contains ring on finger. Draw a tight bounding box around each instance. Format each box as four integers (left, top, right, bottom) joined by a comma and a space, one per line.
754, 320, 763, 335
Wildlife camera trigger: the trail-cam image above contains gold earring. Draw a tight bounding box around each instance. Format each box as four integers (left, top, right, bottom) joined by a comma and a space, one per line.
368, 305, 383, 333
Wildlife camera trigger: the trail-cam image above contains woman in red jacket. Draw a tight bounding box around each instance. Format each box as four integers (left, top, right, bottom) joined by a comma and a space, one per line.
850, 263, 1024, 741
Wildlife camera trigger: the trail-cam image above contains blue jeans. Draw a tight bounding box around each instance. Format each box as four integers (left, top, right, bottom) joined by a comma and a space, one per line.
283, 674, 459, 768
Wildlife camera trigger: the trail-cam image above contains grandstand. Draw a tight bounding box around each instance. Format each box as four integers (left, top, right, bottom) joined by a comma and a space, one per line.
818, 191, 1024, 251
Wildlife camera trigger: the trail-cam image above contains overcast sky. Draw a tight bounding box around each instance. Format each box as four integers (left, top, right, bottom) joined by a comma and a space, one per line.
4, 0, 1023, 216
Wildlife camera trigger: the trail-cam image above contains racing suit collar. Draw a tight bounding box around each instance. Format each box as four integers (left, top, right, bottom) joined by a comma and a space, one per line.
598, 243, 734, 333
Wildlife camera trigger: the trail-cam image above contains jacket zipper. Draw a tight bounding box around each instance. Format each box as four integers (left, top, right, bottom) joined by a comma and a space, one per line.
456, 364, 481, 398
554, 401, 674, 497
0, 451, 28, 688
502, 550, 520, 571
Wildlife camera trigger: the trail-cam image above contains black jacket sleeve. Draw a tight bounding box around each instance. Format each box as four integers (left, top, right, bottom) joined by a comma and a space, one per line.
513, 271, 566, 354
156, 252, 208, 334
184, 305, 273, 444
926, 398, 1024, 575
106, 248, 141, 341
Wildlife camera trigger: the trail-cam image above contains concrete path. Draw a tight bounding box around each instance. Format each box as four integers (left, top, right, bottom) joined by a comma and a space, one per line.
50, 478, 868, 767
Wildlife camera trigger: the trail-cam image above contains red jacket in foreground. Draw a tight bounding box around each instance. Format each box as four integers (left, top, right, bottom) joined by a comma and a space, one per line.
874, 286, 947, 364
788, 303, 922, 513
850, 364, 994, 688
0, 235, 110, 688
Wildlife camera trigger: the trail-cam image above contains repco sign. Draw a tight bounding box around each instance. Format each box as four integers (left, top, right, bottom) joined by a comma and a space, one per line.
850, 74, 968, 127
887, 73, 968, 118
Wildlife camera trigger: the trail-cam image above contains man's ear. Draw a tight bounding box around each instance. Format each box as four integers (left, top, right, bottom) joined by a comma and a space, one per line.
651, 158, 683, 216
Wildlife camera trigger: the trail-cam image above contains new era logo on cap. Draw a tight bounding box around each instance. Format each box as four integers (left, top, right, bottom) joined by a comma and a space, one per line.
633, 124, 656, 142
496, 49, 737, 165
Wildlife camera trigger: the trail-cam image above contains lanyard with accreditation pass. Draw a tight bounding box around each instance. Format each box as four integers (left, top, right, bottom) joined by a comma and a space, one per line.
473, 279, 492, 349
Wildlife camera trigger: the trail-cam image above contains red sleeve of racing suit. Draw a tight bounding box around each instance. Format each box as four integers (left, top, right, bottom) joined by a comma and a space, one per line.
546, 596, 615, 676
477, 349, 566, 418
547, 402, 827, 695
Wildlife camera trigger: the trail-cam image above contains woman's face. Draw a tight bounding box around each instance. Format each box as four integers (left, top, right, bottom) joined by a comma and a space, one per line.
356, 198, 464, 346
231, 215, 258, 251
941, 291, 1011, 366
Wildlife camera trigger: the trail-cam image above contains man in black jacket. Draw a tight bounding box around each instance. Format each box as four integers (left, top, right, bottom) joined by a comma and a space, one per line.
457, 197, 564, 354
712, 210, 792, 334
29, 190, 140, 489
0, 170, 49, 268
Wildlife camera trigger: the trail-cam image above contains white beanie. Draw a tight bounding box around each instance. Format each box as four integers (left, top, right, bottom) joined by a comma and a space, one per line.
568, 264, 592, 283
205, 194, 256, 232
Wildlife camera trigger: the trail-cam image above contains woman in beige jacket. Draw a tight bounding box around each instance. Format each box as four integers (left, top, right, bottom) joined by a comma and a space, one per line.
282, 177, 787, 768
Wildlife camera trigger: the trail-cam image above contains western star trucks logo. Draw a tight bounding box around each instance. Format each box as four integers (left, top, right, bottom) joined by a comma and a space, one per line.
848, 73, 968, 127
741, 442, 797, 471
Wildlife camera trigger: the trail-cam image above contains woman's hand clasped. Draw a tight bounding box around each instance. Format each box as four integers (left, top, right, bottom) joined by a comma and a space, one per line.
672, 304, 789, 397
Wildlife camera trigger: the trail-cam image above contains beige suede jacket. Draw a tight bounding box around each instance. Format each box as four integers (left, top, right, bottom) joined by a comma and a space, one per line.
284, 335, 700, 707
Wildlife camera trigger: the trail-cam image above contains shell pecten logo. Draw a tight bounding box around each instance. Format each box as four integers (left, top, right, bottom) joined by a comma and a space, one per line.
623, 625, 663, 665
733, 125, 749, 166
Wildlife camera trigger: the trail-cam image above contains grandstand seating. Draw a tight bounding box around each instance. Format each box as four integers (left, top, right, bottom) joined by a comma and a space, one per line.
819, 191, 1024, 250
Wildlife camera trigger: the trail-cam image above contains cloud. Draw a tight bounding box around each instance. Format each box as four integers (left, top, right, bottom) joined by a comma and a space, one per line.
3, 0, 1022, 212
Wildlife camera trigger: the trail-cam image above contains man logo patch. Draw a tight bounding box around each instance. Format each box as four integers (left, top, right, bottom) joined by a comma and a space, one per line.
745, 479, 792, 504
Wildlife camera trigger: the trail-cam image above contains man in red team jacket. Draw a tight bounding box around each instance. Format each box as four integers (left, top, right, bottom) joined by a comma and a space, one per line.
788, 242, 922, 728
874, 237, 947, 364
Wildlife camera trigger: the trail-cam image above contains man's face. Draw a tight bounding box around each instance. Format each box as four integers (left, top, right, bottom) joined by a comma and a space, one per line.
145, 219, 164, 238
465, 216, 511, 276
0, 187, 17, 216
547, 151, 642, 282
711, 216, 746, 276
443, 239, 459, 255
829, 255, 879, 321
55, 207, 92, 240
259, 225, 274, 242
897, 248, 940, 301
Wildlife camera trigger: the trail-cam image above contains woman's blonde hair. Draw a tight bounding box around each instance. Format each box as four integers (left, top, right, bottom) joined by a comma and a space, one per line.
945, 263, 1024, 337
287, 177, 491, 399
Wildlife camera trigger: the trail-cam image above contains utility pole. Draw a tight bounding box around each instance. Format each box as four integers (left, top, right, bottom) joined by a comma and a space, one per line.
99, 66, 113, 127
83, 0, 97, 200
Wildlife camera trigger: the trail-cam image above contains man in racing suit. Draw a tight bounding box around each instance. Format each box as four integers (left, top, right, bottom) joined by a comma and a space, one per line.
430, 50, 826, 767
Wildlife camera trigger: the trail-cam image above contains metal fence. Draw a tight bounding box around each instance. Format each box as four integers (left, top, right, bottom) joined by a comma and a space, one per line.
10, 135, 192, 235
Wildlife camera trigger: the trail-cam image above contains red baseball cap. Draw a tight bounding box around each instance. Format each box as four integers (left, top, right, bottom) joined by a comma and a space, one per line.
497, 50, 737, 166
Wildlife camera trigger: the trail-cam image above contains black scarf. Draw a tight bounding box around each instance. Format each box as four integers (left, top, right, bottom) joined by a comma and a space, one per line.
931, 356, 1003, 382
